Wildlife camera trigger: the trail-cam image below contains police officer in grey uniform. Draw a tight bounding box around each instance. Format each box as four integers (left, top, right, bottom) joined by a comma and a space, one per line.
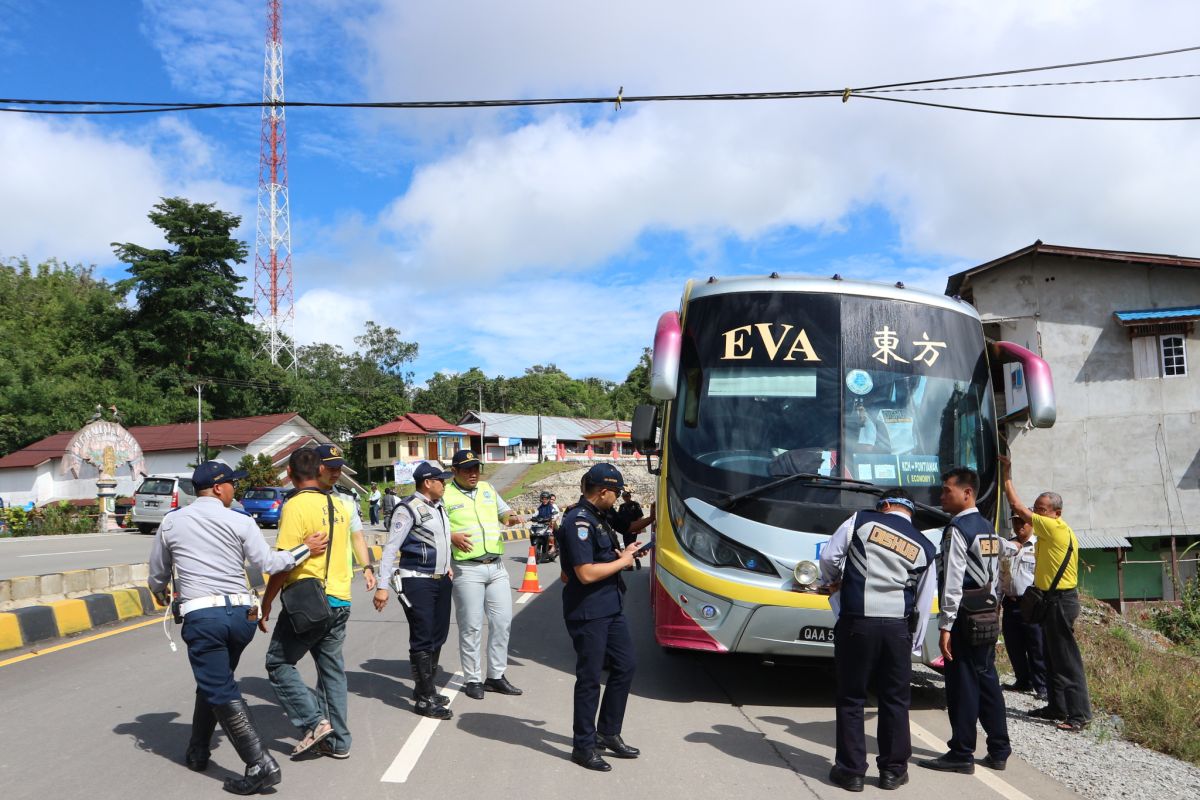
920, 467, 1010, 774
374, 462, 455, 720
149, 461, 327, 795
820, 488, 937, 792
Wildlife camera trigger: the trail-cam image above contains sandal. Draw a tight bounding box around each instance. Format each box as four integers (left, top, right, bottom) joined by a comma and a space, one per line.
291, 719, 333, 756
1056, 720, 1086, 733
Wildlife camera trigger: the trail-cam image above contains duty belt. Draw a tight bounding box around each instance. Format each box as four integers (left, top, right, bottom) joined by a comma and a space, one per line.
179, 593, 257, 617
466, 555, 500, 564
395, 568, 447, 580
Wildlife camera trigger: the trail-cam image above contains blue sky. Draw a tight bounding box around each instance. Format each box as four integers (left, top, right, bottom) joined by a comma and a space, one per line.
3, 1, 1200, 384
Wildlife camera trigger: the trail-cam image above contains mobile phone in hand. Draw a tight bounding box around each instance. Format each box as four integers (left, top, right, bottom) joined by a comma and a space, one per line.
634, 541, 655, 557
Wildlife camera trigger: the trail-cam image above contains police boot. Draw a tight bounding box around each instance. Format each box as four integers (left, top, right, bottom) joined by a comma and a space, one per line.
412, 651, 453, 720
214, 699, 282, 795
186, 693, 218, 771
429, 648, 450, 706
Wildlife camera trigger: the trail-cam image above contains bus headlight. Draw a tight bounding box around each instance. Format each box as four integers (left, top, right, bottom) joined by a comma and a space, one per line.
669, 492, 777, 577
793, 560, 820, 588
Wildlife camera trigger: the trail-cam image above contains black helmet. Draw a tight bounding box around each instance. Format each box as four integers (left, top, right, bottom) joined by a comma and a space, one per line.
539, 491, 551, 500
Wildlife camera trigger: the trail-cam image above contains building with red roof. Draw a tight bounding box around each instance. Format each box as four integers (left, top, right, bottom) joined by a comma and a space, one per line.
354, 413, 474, 481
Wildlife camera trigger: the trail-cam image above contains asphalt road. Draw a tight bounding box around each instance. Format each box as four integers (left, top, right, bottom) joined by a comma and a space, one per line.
0, 540, 1076, 800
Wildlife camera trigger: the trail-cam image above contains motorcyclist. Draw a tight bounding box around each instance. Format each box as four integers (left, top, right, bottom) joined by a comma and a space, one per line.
531, 492, 559, 560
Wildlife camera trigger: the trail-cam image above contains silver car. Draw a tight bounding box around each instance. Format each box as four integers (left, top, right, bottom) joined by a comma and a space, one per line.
131, 474, 197, 534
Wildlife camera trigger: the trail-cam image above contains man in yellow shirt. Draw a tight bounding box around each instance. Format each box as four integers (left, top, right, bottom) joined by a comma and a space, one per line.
261, 445, 376, 760
999, 456, 1092, 732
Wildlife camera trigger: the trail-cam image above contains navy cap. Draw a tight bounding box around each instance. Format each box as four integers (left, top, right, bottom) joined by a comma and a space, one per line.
192, 460, 248, 490
584, 463, 625, 492
314, 443, 346, 469
451, 449, 482, 469
413, 461, 453, 483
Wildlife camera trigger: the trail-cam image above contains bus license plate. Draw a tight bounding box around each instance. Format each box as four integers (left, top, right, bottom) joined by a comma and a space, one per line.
799, 626, 835, 643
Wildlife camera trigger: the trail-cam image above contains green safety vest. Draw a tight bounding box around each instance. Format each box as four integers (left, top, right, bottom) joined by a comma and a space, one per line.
444, 480, 505, 561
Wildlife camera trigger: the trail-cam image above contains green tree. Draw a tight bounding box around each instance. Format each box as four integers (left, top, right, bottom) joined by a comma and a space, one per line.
234, 452, 282, 497
609, 348, 654, 418
112, 197, 265, 421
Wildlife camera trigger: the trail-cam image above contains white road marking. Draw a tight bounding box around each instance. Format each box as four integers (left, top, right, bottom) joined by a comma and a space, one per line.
17, 548, 111, 558
380, 672, 464, 783
516, 592, 536, 604
909, 721, 1035, 800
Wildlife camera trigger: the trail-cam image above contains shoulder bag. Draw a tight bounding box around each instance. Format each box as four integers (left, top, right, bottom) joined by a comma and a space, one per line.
959, 534, 1002, 647
1019, 538, 1074, 625
280, 492, 336, 635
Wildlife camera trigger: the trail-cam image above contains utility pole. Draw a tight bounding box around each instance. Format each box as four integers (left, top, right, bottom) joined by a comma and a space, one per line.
195, 382, 204, 466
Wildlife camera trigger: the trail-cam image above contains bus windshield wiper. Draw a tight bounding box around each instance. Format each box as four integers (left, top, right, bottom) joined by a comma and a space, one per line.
721, 473, 950, 521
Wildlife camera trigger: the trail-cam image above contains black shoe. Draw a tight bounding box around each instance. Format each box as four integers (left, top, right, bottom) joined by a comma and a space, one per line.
981, 754, 1008, 771
410, 651, 453, 718
571, 748, 611, 772
919, 754, 975, 774
414, 697, 453, 720
1028, 706, 1063, 720
1002, 682, 1033, 692
463, 682, 486, 700
597, 733, 639, 758
213, 699, 282, 795
185, 694, 217, 772
829, 765, 864, 792
483, 675, 523, 695
879, 769, 909, 790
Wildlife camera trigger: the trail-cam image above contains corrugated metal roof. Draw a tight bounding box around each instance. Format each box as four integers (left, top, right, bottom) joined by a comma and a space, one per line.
1113, 306, 1200, 323
1074, 532, 1132, 549
457, 412, 629, 441
0, 413, 301, 470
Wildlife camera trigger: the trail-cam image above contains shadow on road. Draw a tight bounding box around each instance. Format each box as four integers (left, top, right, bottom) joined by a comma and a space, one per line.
684, 721, 832, 779
454, 712, 574, 760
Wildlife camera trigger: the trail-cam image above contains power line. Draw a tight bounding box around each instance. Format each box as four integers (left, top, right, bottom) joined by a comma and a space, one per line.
1, 44, 1198, 119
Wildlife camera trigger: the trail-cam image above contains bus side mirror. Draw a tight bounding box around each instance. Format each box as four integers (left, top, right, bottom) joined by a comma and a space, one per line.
650, 311, 682, 400
632, 404, 662, 475
991, 341, 1056, 428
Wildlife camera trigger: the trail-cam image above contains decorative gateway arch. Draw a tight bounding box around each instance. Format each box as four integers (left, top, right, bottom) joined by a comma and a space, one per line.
61, 419, 147, 531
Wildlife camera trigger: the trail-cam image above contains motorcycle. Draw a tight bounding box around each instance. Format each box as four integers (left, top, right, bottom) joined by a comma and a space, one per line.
529, 520, 558, 563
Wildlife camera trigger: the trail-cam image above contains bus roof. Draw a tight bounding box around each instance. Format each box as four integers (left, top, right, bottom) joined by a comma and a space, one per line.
683, 274, 980, 321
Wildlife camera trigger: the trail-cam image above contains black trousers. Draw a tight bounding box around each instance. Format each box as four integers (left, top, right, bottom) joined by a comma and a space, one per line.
401, 576, 453, 653
1040, 589, 1092, 724
833, 616, 913, 776
944, 619, 1010, 761
566, 613, 636, 750
1001, 597, 1047, 694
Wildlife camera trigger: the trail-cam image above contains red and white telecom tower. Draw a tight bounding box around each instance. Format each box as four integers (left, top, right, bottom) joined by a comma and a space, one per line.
254, 0, 297, 369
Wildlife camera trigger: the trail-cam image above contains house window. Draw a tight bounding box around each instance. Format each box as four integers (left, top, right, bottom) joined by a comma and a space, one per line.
408, 440, 419, 457
372, 442, 381, 460
1161, 335, 1187, 377
1133, 334, 1188, 379
388, 440, 397, 458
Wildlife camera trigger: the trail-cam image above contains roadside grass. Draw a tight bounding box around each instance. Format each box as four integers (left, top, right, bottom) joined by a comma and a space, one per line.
501, 461, 580, 502
1076, 598, 1200, 766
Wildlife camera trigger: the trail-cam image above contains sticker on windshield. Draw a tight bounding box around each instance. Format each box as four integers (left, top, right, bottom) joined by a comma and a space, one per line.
846, 369, 873, 396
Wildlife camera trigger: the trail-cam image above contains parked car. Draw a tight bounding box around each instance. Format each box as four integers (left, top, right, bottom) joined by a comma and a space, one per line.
240, 487, 286, 527
131, 474, 197, 534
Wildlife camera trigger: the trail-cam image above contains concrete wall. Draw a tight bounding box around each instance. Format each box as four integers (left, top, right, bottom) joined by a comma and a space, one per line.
967, 255, 1200, 597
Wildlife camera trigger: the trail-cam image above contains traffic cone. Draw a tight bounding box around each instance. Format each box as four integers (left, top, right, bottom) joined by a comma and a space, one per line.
518, 544, 543, 593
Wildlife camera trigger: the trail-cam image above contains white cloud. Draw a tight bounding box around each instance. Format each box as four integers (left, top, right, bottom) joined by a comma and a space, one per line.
0, 116, 250, 266
357, 0, 1200, 277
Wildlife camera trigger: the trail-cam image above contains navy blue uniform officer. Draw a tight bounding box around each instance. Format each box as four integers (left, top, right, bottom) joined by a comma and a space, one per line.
556, 463, 643, 772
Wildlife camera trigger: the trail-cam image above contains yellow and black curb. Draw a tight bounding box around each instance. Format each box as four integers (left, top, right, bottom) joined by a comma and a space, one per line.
0, 586, 164, 653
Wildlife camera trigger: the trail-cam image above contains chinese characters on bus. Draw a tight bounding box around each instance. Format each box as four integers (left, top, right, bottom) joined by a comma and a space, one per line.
871, 326, 947, 367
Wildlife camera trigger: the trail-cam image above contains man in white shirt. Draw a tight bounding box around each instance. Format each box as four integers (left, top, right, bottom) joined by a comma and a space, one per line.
999, 514, 1047, 700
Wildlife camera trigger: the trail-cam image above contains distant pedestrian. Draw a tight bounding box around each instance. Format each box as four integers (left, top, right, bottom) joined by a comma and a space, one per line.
920, 467, 1010, 775
820, 488, 937, 792
556, 463, 643, 771
374, 462, 455, 719
260, 446, 377, 762
999, 513, 1048, 700
382, 487, 399, 530
148, 460, 327, 794
368, 483, 382, 527
444, 449, 523, 700
610, 491, 652, 570
1000, 456, 1092, 732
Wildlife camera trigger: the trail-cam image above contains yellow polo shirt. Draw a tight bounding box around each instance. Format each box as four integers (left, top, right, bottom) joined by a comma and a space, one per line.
277, 490, 354, 602
1032, 513, 1078, 591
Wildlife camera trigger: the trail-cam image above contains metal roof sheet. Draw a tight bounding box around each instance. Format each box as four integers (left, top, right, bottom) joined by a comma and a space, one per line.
1074, 532, 1132, 549
1113, 306, 1200, 323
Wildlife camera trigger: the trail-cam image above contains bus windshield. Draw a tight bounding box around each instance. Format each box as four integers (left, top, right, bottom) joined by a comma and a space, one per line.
670, 290, 997, 515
